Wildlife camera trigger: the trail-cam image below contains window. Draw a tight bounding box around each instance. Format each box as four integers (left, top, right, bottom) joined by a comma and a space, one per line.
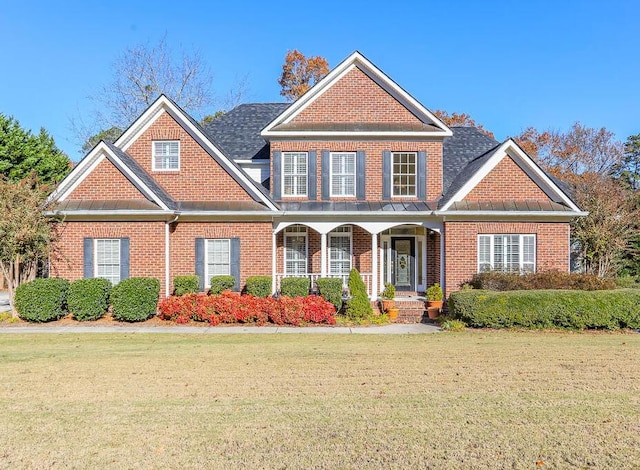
95, 239, 121, 285
330, 152, 355, 197
153, 140, 180, 171
478, 234, 536, 273
392, 152, 416, 196
284, 225, 307, 275
283, 152, 307, 196
206, 239, 230, 283
329, 226, 352, 275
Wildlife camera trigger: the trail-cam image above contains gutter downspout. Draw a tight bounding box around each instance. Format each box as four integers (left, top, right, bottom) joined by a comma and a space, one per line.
165, 212, 180, 297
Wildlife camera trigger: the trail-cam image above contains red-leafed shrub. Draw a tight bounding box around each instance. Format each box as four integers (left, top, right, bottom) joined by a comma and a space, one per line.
158, 292, 336, 326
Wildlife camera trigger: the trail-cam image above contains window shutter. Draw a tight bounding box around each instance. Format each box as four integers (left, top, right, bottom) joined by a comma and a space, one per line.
83, 238, 94, 279
230, 238, 241, 291
417, 151, 427, 200
321, 150, 330, 200
356, 150, 366, 200
120, 238, 130, 281
272, 151, 282, 200
195, 238, 205, 291
308, 150, 317, 200
382, 150, 391, 200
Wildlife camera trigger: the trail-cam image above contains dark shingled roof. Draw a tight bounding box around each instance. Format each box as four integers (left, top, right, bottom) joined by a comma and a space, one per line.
204, 103, 290, 161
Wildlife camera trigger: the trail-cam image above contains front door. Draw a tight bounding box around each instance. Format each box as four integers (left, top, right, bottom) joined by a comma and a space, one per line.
392, 237, 415, 291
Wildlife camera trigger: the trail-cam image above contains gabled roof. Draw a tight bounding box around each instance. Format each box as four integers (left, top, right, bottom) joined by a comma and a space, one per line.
204, 103, 290, 160
261, 51, 452, 138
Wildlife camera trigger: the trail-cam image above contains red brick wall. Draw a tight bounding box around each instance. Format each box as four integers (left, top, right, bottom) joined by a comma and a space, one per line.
292, 67, 423, 125
68, 158, 146, 200
443, 221, 569, 297
464, 156, 551, 202
125, 111, 254, 202
271, 140, 443, 201
51, 221, 166, 295
426, 231, 441, 288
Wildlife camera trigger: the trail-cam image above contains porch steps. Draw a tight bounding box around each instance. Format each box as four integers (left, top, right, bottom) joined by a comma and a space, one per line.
394, 297, 427, 323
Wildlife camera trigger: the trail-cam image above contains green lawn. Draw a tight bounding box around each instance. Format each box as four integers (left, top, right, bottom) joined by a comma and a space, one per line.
1, 331, 639, 469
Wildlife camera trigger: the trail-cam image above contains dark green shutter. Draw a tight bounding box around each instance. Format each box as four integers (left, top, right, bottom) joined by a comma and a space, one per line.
83, 238, 93, 278
321, 150, 330, 200
417, 151, 427, 200
230, 238, 241, 291
120, 238, 130, 281
356, 150, 366, 200
195, 238, 205, 291
308, 150, 317, 200
382, 150, 391, 200
272, 151, 282, 200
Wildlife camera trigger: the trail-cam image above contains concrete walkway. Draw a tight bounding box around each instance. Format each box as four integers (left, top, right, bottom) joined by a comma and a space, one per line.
0, 323, 440, 334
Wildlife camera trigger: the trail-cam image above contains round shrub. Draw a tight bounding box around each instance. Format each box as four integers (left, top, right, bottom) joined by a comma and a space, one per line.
110, 277, 160, 322
316, 277, 343, 311
209, 275, 236, 295
15, 278, 69, 322
68, 278, 111, 321
245, 276, 272, 298
280, 277, 310, 297
173, 275, 200, 296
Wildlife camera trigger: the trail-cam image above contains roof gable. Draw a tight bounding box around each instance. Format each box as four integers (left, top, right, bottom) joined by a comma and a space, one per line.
66, 157, 147, 201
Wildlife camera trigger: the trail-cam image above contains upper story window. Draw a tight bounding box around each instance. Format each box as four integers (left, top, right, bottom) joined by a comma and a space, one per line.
392, 152, 416, 196
153, 140, 180, 171
283, 152, 307, 196
478, 234, 536, 273
331, 152, 355, 197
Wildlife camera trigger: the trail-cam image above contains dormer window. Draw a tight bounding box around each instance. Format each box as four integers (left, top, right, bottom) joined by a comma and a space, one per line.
153, 141, 180, 171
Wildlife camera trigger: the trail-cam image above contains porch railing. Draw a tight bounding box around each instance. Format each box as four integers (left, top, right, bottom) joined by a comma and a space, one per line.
275, 273, 373, 297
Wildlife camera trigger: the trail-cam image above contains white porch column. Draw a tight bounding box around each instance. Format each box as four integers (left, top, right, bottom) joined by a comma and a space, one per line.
371, 232, 378, 300
271, 230, 277, 294
320, 232, 327, 277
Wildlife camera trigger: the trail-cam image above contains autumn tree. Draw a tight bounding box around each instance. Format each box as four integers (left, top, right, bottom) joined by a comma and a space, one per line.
0, 177, 60, 316
432, 110, 495, 139
616, 133, 640, 190
278, 50, 329, 101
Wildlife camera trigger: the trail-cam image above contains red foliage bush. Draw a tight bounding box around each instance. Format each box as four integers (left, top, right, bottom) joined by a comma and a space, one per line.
158, 292, 336, 326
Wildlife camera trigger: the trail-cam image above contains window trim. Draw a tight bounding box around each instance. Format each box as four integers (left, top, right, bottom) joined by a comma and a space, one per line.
391, 151, 417, 197
94, 238, 121, 285
328, 225, 352, 275
284, 225, 308, 275
205, 238, 231, 288
152, 140, 180, 172
282, 151, 308, 197
329, 151, 356, 197
477, 234, 537, 273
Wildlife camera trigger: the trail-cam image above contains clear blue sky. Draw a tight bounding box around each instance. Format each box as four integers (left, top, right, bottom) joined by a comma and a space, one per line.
1, 0, 638, 159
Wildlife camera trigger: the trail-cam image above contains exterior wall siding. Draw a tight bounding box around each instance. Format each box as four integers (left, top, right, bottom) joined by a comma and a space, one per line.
68, 158, 146, 200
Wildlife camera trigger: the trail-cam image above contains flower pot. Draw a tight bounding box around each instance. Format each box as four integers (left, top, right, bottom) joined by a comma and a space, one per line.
381, 299, 395, 312
427, 307, 440, 319
387, 307, 399, 320
426, 300, 443, 309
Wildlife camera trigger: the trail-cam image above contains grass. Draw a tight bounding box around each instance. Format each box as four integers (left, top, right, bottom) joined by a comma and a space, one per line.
0, 331, 639, 468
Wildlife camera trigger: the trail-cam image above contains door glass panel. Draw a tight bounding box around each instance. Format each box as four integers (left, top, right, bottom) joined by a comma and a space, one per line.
395, 240, 411, 287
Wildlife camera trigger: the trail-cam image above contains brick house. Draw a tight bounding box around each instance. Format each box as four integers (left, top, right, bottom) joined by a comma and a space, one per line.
49, 51, 585, 306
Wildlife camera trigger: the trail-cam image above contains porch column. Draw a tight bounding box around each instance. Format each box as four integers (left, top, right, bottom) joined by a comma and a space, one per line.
371, 232, 378, 300
272, 230, 277, 294
320, 232, 327, 277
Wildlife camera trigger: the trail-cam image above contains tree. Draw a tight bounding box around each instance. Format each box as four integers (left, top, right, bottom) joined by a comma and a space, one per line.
432, 110, 495, 139
278, 50, 329, 101
0, 114, 71, 184
81, 126, 123, 153
0, 177, 60, 317
616, 133, 640, 190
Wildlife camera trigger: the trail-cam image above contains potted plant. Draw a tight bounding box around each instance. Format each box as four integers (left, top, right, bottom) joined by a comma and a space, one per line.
426, 283, 443, 319
380, 282, 395, 312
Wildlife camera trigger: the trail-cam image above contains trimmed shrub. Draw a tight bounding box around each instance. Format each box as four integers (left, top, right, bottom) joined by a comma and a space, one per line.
15, 278, 69, 322
173, 275, 200, 296
280, 277, 310, 298
110, 277, 160, 322
449, 289, 640, 330
345, 269, 373, 320
468, 271, 616, 291
316, 277, 343, 311
68, 278, 111, 321
245, 276, 272, 298
209, 275, 236, 295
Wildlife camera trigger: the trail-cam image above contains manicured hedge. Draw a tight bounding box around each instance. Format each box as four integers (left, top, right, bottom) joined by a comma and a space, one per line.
173, 275, 200, 296
468, 271, 616, 291
345, 269, 372, 319
280, 277, 310, 298
15, 278, 70, 322
245, 276, 272, 298
68, 278, 111, 321
110, 277, 160, 322
449, 289, 640, 330
209, 275, 236, 295
316, 277, 343, 311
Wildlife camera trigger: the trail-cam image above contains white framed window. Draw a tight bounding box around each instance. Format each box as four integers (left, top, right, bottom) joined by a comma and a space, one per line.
283, 152, 308, 196
95, 239, 121, 285
284, 225, 307, 275
153, 140, 180, 171
330, 152, 356, 197
392, 152, 416, 196
329, 226, 352, 275
206, 239, 230, 286
478, 234, 536, 273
